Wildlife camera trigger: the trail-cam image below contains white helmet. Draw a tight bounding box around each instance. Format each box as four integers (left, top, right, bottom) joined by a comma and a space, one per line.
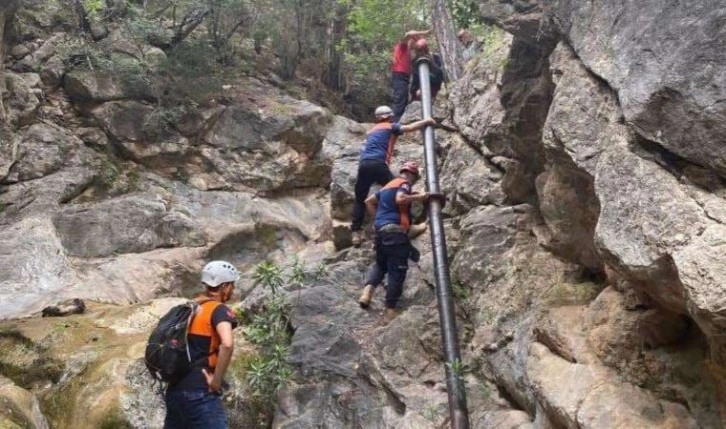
201, 261, 240, 288
374, 105, 393, 119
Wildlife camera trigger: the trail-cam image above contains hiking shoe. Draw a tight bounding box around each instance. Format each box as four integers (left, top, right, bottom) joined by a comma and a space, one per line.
351, 230, 362, 247
358, 285, 374, 308
382, 308, 401, 324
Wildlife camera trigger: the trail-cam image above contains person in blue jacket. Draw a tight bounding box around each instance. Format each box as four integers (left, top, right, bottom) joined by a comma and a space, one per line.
357, 161, 444, 322
350, 106, 435, 246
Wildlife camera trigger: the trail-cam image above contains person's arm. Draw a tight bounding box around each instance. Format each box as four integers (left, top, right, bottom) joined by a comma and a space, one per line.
405, 29, 432, 40
408, 219, 429, 239
365, 194, 378, 217
203, 320, 234, 392
396, 190, 428, 205
401, 117, 436, 133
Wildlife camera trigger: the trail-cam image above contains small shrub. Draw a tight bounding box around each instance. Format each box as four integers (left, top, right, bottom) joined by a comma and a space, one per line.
238, 258, 328, 421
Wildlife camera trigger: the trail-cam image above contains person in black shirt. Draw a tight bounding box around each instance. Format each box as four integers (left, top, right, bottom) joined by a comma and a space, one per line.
164, 261, 239, 429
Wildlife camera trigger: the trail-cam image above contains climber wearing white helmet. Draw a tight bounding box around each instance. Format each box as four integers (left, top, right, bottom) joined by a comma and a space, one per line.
163, 260, 240, 429
350, 106, 435, 247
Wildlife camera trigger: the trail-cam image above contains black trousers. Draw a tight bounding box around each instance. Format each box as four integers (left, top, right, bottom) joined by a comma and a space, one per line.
391, 72, 409, 122
351, 160, 394, 232
365, 231, 411, 308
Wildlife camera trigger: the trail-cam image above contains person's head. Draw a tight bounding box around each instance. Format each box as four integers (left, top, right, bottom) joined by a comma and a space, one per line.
400, 161, 421, 184
374, 105, 394, 123
414, 38, 429, 54
457, 29, 473, 45
201, 260, 240, 303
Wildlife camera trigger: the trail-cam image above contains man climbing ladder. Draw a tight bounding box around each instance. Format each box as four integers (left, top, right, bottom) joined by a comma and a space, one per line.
350, 106, 435, 246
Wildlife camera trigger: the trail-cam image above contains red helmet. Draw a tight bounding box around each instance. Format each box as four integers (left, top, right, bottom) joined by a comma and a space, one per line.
400, 161, 420, 177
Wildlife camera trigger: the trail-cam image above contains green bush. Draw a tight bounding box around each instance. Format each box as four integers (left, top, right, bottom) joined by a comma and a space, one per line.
238, 258, 328, 413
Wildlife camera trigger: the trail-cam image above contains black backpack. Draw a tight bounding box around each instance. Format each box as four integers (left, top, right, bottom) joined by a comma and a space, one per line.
145, 300, 208, 384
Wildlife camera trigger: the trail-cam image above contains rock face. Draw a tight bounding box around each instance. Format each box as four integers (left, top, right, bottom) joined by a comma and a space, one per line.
0, 0, 725, 428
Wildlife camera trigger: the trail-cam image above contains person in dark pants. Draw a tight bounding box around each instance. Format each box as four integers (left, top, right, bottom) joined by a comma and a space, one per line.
351, 106, 435, 246
164, 261, 239, 429
391, 29, 431, 122
410, 40, 445, 102
357, 161, 444, 322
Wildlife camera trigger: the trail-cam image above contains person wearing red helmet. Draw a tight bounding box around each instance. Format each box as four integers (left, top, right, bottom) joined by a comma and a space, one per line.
391, 29, 431, 122
351, 107, 435, 247
357, 161, 444, 322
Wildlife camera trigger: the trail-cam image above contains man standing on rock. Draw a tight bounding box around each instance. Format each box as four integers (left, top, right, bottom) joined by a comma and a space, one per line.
358, 161, 444, 322
351, 107, 435, 246
391, 29, 432, 122
164, 261, 239, 429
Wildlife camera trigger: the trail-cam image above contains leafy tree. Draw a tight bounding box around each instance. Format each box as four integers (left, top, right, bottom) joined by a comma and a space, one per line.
448, 0, 482, 29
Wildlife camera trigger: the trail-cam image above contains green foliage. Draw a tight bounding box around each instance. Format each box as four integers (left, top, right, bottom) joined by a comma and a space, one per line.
93, 158, 142, 198
446, 358, 469, 377
83, 0, 105, 22
253, 261, 284, 294
448, 0, 482, 29
341, 0, 427, 88
241, 258, 327, 410
445, 358, 470, 399
452, 280, 472, 305
287, 256, 328, 289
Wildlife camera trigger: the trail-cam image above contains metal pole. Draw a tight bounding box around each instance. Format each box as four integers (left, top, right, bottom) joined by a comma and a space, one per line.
415, 56, 470, 429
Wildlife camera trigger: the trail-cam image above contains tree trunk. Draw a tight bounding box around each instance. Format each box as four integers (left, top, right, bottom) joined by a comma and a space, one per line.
429, 0, 463, 81
322, 3, 347, 91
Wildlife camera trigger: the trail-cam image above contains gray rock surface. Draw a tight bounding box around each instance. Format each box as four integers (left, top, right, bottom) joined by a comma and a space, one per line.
0, 0, 725, 426
3, 122, 94, 184
3, 72, 41, 128
52, 194, 207, 258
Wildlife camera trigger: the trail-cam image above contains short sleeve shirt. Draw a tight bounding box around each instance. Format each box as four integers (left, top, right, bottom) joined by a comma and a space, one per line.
374, 178, 413, 232
391, 42, 411, 74
359, 122, 404, 164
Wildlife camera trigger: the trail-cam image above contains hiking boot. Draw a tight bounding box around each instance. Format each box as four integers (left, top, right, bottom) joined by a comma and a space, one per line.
382, 308, 401, 324
351, 230, 362, 247
358, 285, 374, 308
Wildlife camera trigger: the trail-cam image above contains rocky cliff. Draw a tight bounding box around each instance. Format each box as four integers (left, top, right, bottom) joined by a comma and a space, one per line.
0, 1, 724, 428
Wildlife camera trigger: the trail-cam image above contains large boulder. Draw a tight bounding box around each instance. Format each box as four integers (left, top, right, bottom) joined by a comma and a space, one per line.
64, 70, 127, 102
439, 133, 505, 216
0, 217, 77, 319
201, 100, 332, 191
13, 34, 66, 72
480, 0, 726, 178
3, 72, 42, 128
551, 0, 726, 177
0, 376, 49, 429
52, 194, 206, 258
2, 122, 93, 184
527, 342, 700, 429
91, 100, 161, 143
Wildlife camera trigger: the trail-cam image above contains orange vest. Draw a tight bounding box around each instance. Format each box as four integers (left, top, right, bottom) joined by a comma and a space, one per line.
189, 299, 223, 368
